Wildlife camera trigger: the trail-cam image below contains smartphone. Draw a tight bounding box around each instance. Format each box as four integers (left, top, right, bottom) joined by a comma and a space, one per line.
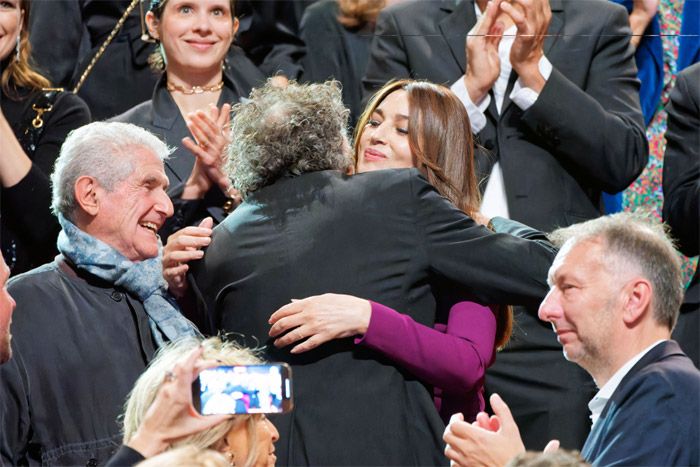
192, 363, 293, 415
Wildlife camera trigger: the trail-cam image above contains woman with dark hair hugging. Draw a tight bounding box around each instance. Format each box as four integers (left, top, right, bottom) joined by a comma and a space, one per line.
268, 80, 517, 424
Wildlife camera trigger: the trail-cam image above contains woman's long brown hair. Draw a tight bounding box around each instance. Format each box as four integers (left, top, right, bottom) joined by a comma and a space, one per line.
355, 79, 513, 349
1, 0, 52, 96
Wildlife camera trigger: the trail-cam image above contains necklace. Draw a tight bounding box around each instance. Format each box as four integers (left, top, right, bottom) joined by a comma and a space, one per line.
166, 81, 224, 95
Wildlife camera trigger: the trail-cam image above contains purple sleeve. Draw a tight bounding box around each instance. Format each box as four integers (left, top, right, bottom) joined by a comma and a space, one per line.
355, 301, 497, 393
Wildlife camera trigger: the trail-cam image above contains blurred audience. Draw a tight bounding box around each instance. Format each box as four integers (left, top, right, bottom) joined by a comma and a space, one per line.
1, 0, 90, 276
363, 0, 649, 449
0, 122, 197, 465
616, 0, 699, 314
300, 0, 405, 125
191, 80, 555, 465
662, 62, 700, 367
444, 213, 700, 467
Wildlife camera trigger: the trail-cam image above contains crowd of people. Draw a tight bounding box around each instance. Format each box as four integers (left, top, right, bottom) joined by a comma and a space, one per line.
0, 0, 698, 466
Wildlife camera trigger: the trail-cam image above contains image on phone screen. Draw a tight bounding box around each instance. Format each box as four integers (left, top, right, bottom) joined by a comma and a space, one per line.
194, 364, 293, 415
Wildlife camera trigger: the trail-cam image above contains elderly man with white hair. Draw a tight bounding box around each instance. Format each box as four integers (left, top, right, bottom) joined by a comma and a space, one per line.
0, 122, 198, 466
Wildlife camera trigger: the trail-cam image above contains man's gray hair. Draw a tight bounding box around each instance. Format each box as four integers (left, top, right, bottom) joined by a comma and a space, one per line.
226, 80, 352, 195
51, 122, 171, 220
549, 213, 683, 330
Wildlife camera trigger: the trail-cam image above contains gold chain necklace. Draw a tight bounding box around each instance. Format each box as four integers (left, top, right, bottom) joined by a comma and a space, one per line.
166, 81, 224, 95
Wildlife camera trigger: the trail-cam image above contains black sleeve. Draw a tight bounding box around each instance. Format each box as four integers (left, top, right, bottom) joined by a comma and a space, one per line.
104, 445, 146, 467
2, 92, 90, 258
362, 8, 410, 97
662, 64, 700, 257
411, 172, 555, 307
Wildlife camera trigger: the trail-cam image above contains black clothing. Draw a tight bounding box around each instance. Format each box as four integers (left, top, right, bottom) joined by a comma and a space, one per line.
192, 169, 555, 466
300, 0, 372, 125
0, 258, 157, 466
111, 61, 263, 240
1, 81, 90, 275
663, 63, 700, 367
105, 446, 145, 467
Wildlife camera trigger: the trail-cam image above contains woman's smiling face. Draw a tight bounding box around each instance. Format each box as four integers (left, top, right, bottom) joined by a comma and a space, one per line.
356, 89, 414, 173
148, 0, 237, 77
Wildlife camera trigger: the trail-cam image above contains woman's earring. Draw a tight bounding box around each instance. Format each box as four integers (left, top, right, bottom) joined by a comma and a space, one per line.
159, 42, 168, 67
15, 35, 20, 62
226, 452, 236, 466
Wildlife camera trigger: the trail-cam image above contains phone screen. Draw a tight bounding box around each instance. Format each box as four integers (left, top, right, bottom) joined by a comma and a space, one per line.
193, 364, 293, 415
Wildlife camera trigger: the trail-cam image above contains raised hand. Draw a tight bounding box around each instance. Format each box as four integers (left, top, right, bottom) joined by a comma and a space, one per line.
182, 103, 232, 200
443, 393, 526, 467
125, 345, 231, 458
500, 0, 551, 92
629, 0, 659, 48
464, 0, 506, 104
162, 217, 213, 298
268, 293, 371, 354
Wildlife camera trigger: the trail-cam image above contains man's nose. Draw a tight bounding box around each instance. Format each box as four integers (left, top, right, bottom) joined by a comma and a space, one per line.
538, 288, 562, 323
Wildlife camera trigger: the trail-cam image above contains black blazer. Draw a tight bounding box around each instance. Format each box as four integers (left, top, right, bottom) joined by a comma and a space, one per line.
663, 63, 699, 307
192, 169, 555, 466
581, 341, 700, 466
363, 0, 648, 231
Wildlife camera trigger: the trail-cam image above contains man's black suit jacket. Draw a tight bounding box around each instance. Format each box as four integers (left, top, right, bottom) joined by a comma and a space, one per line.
364, 0, 648, 232
192, 169, 555, 466
582, 341, 700, 466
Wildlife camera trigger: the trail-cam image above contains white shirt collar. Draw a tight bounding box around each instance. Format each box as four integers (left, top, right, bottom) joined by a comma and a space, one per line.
588, 340, 667, 428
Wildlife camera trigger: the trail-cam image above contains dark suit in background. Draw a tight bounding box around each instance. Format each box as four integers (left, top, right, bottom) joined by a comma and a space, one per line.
192, 168, 555, 466
663, 62, 700, 367
363, 0, 648, 450
581, 341, 700, 466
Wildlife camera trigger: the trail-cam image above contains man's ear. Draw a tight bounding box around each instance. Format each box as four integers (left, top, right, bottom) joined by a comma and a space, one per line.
232, 16, 239, 38
74, 176, 100, 216
622, 278, 653, 326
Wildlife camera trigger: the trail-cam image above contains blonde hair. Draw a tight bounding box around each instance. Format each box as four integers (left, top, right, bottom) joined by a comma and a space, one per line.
1, 0, 52, 96
136, 446, 229, 467
337, 0, 385, 29
122, 337, 266, 467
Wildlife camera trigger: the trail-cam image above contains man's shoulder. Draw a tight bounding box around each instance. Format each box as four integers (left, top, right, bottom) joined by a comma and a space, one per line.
615, 342, 700, 409
379, 0, 454, 28
8, 262, 61, 293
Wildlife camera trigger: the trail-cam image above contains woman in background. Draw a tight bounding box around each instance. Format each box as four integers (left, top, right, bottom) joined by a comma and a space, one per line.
0, 0, 90, 274
113, 0, 264, 241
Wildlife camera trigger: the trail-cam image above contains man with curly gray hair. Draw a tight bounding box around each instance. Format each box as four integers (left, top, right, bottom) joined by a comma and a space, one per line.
226, 80, 353, 195
192, 80, 556, 466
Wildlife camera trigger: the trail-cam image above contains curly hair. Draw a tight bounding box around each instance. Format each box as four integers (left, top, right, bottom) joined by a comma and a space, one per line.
226, 80, 352, 196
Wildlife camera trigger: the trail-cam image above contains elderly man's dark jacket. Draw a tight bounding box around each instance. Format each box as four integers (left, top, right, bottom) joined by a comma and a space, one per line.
192, 168, 555, 466
0, 258, 157, 466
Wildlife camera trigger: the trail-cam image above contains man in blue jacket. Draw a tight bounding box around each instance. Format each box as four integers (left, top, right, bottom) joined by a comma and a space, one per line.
443, 212, 700, 466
